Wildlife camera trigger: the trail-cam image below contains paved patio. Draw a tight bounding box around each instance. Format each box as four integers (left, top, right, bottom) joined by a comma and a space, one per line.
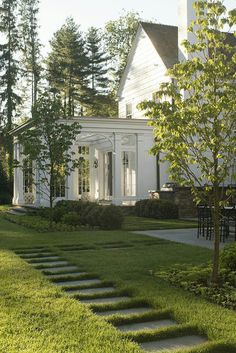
133, 228, 230, 249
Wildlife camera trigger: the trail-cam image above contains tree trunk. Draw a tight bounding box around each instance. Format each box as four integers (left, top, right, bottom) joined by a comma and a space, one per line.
211, 185, 220, 284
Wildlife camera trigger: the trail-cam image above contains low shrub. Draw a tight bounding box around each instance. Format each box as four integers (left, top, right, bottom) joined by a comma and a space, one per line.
55, 200, 91, 214
80, 203, 98, 225
0, 192, 12, 205
158, 265, 236, 310
86, 206, 101, 227
61, 212, 81, 226
135, 199, 178, 219
220, 243, 236, 271
99, 205, 124, 230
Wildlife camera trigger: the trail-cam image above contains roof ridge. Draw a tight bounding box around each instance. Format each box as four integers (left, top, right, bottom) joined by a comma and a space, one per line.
140, 21, 178, 29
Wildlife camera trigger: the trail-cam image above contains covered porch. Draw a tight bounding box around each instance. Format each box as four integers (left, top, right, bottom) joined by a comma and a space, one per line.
13, 117, 158, 207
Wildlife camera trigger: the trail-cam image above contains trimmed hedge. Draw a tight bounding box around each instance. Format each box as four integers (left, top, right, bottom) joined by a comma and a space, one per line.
135, 199, 178, 219
38, 201, 124, 230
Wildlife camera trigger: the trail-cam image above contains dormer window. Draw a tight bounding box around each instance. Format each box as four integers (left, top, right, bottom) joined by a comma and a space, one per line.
126, 103, 132, 119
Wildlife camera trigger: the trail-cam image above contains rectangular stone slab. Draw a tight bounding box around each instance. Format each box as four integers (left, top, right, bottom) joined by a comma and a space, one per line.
140, 335, 207, 352
45, 272, 87, 279
67, 287, 115, 295
96, 307, 152, 317
80, 296, 131, 305
32, 261, 69, 266
21, 252, 54, 258
27, 256, 60, 262
117, 319, 177, 332
56, 279, 102, 287
41, 266, 78, 273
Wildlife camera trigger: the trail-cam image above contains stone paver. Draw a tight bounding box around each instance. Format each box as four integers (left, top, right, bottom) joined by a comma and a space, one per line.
27, 256, 60, 262
67, 286, 115, 295
42, 266, 78, 273
21, 252, 54, 258
117, 319, 177, 332
80, 296, 131, 305
140, 335, 207, 352
133, 228, 227, 249
33, 261, 69, 266
96, 307, 152, 317
45, 272, 87, 279
55, 279, 102, 287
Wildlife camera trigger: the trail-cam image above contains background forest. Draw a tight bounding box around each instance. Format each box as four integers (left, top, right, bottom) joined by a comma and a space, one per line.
0, 0, 141, 203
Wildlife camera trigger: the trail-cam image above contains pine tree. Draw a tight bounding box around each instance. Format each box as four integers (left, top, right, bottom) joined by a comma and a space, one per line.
19, 0, 41, 110
86, 27, 109, 92
0, 0, 21, 130
46, 17, 88, 117
85, 26, 116, 116
0, 0, 21, 183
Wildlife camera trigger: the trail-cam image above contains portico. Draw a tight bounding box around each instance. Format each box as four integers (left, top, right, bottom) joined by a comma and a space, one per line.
12, 117, 158, 207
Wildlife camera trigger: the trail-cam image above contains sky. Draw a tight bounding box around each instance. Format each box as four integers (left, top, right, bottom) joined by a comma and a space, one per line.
39, 0, 235, 54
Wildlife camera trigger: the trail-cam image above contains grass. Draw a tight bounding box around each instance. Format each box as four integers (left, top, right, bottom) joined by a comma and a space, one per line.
0, 215, 235, 352
122, 216, 197, 231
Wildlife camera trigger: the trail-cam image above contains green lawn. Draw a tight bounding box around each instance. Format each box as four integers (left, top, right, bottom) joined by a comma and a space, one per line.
0, 216, 235, 353
122, 216, 197, 231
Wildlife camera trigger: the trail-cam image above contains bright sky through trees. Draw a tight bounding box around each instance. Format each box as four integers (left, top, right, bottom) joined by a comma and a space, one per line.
39, 0, 235, 53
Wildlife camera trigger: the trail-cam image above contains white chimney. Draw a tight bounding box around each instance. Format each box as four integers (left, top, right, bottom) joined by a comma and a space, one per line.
178, 0, 196, 61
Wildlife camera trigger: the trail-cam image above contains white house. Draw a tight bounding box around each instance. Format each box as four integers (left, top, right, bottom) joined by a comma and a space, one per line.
13, 0, 229, 208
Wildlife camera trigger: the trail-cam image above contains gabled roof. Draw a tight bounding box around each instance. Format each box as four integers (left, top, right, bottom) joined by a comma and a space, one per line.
117, 22, 178, 97
140, 22, 178, 69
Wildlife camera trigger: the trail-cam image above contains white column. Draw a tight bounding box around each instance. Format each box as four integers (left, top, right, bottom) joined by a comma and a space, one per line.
67, 146, 78, 201
178, 0, 196, 62
17, 143, 25, 205
113, 133, 122, 205
34, 165, 41, 206
12, 142, 18, 205
136, 133, 144, 200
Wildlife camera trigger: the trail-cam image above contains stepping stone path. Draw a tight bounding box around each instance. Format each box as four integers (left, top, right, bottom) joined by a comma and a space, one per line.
117, 319, 177, 332
14, 245, 209, 352
140, 335, 207, 352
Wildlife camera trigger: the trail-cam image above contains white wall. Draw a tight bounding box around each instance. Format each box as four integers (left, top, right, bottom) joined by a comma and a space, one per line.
118, 28, 171, 120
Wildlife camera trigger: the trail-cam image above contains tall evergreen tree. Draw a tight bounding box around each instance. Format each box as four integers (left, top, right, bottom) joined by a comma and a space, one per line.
0, 0, 21, 130
0, 0, 21, 183
46, 17, 88, 117
86, 27, 109, 92
85, 27, 116, 116
19, 0, 41, 110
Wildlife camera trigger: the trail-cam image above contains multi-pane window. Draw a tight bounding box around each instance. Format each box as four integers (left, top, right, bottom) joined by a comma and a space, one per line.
126, 103, 132, 119
78, 146, 90, 196
122, 151, 136, 196
23, 159, 33, 194
52, 166, 66, 198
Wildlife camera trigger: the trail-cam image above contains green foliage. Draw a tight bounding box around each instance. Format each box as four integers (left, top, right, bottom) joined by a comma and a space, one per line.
104, 10, 140, 92
139, 0, 236, 283
0, 0, 21, 131
158, 265, 236, 310
61, 211, 81, 226
19, 0, 41, 110
46, 17, 89, 116
18, 92, 81, 209
135, 199, 178, 219
220, 243, 236, 271
99, 205, 124, 230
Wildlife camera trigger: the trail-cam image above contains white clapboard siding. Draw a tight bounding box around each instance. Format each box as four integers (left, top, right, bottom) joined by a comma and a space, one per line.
118, 28, 171, 120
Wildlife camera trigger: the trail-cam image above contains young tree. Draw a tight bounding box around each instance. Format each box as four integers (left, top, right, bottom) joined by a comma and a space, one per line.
0, 0, 21, 180
19, 0, 41, 109
104, 10, 140, 92
46, 17, 88, 117
139, 0, 236, 283
18, 92, 81, 224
